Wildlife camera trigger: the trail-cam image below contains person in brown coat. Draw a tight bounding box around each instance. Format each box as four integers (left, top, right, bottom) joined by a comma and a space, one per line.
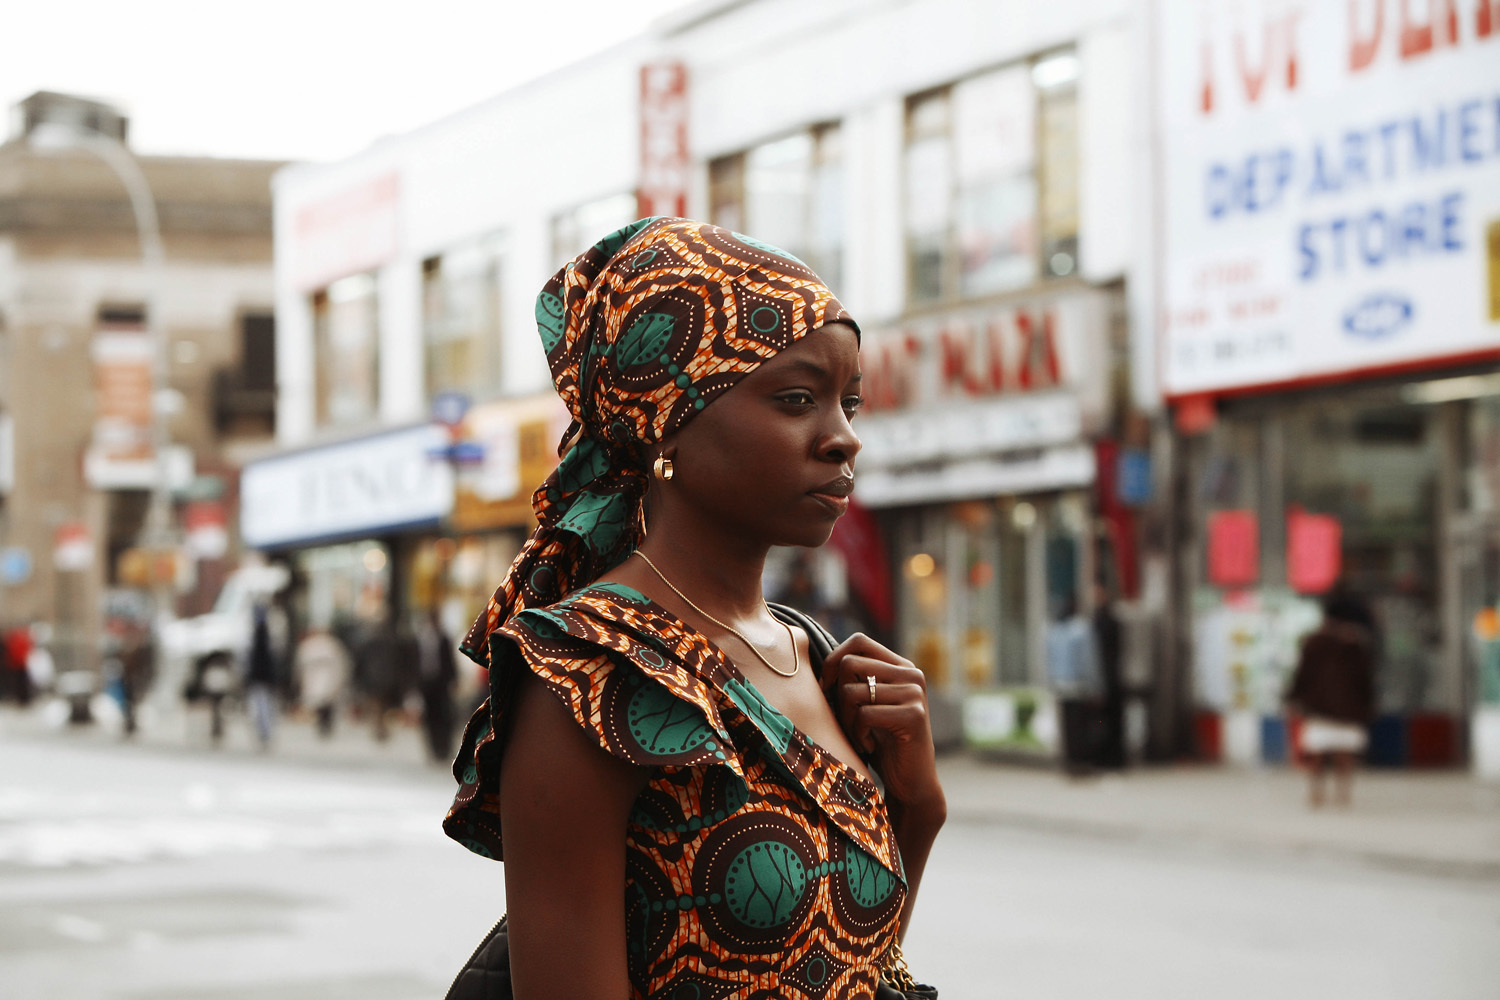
1285, 592, 1377, 807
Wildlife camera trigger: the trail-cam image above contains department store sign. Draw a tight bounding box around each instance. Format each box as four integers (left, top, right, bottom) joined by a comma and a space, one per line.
855, 290, 1108, 478
241, 425, 454, 549
1158, 0, 1500, 396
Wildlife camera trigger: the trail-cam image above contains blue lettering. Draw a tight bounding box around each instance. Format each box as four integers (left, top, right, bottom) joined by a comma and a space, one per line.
1357, 210, 1388, 266
1243, 154, 1263, 212
1377, 121, 1402, 180
1308, 143, 1341, 196
1440, 192, 1464, 251
1398, 202, 1429, 256
1329, 217, 1349, 272
1296, 192, 1466, 284
1410, 110, 1449, 171
1343, 131, 1371, 187
1206, 163, 1232, 219
1298, 224, 1317, 281
1269, 148, 1294, 208
1458, 100, 1484, 163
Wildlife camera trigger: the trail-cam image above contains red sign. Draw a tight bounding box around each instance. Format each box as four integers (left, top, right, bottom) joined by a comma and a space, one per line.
1207, 510, 1258, 587
1287, 508, 1341, 594
862, 299, 1084, 413
638, 62, 689, 219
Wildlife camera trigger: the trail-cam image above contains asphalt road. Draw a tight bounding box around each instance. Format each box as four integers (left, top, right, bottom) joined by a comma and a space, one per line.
2, 735, 1497, 1000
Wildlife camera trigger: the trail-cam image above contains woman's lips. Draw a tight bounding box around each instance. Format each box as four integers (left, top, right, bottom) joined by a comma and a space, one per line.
807, 491, 851, 515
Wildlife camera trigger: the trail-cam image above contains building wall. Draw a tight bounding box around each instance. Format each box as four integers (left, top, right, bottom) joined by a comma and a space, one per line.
271, 0, 1146, 444
0, 140, 280, 664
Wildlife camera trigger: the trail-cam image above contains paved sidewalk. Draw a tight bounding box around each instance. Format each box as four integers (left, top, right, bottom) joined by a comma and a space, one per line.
0, 699, 444, 775
938, 754, 1500, 879
6, 700, 1498, 878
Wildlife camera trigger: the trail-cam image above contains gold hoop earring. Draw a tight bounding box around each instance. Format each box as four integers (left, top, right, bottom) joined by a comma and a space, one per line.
653, 455, 674, 481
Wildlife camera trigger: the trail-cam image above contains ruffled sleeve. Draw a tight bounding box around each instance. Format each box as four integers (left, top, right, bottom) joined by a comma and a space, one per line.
442, 584, 746, 862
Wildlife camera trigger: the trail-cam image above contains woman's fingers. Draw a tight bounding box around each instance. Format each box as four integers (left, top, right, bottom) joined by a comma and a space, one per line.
837, 682, 926, 750
820, 634, 921, 693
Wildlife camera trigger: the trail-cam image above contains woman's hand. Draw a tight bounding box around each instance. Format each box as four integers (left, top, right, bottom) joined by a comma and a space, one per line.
820, 633, 944, 816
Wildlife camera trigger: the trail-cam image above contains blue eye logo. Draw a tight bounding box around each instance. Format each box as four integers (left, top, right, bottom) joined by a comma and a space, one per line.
1342, 292, 1414, 341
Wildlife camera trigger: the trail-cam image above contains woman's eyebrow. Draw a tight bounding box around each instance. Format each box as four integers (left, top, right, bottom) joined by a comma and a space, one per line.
777, 360, 862, 383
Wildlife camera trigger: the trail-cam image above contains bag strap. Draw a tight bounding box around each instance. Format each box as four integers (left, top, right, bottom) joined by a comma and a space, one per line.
767, 602, 839, 674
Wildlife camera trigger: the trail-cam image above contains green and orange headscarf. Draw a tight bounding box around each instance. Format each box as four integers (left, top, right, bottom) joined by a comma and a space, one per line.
459, 217, 857, 665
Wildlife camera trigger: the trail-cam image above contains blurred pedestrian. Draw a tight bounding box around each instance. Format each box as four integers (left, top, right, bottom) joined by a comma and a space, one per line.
26, 626, 56, 695
1285, 592, 1376, 807
119, 621, 154, 736
3, 623, 34, 705
1092, 580, 1126, 769
244, 600, 287, 749
355, 613, 403, 742
1047, 596, 1102, 774
415, 608, 457, 762
294, 625, 351, 739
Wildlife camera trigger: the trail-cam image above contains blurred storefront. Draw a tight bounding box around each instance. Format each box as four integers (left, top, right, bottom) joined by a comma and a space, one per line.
269, 0, 1151, 754
1154, 1, 1500, 768
856, 290, 1119, 748
240, 424, 454, 633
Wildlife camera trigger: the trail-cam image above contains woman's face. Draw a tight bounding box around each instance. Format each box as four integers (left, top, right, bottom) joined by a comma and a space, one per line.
660, 322, 863, 549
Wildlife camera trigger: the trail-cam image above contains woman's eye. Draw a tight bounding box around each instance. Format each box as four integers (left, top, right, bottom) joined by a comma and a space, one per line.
778, 392, 815, 407
842, 395, 866, 415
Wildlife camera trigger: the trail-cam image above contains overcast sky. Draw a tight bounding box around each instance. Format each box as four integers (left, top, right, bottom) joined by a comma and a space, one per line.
3, 0, 694, 163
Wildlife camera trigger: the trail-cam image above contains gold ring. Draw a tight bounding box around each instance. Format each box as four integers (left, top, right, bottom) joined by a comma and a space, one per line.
867, 675, 877, 705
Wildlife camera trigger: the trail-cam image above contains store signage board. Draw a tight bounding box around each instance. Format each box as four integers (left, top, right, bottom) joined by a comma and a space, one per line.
240, 424, 454, 549
638, 62, 689, 219
289, 172, 399, 293
1158, 0, 1500, 396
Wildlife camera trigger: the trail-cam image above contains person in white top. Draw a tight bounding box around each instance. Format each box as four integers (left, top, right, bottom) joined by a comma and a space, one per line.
295, 625, 352, 738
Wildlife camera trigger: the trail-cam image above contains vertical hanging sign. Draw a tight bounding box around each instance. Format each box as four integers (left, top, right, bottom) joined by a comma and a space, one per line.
638, 61, 690, 219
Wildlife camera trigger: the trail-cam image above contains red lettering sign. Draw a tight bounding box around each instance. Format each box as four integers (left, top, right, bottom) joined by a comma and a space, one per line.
638, 62, 689, 219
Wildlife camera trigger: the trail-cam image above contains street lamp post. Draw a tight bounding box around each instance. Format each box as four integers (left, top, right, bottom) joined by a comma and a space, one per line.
28, 123, 178, 696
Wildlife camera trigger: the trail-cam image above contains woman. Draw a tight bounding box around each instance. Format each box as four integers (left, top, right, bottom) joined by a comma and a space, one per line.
1285, 592, 1376, 807
443, 218, 944, 997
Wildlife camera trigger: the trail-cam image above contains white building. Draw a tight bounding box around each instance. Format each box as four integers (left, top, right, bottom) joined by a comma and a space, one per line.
262, 0, 1152, 750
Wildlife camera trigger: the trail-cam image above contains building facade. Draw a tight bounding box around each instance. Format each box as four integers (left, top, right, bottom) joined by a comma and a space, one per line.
265, 0, 1152, 747
0, 92, 282, 675
1151, 1, 1500, 770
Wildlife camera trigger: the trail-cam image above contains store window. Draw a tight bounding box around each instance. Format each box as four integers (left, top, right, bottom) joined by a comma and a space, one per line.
902, 48, 1079, 305
551, 192, 639, 268
297, 540, 391, 636
422, 234, 504, 403
893, 497, 1083, 695
313, 273, 379, 428
708, 124, 845, 290
1196, 395, 1449, 720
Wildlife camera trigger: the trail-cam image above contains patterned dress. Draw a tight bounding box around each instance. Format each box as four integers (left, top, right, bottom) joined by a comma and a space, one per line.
444, 583, 906, 999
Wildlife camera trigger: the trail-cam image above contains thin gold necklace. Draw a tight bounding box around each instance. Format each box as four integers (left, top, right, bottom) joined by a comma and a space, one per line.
635, 550, 801, 679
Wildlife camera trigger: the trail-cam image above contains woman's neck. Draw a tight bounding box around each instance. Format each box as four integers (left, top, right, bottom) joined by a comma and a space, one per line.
633, 526, 770, 622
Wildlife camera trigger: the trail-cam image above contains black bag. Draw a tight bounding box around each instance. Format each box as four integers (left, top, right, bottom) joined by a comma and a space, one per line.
444, 605, 936, 999
445, 915, 510, 1000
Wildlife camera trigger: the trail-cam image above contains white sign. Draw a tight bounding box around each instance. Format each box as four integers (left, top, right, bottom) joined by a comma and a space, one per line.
853, 290, 1108, 504
241, 424, 454, 549
1159, 0, 1500, 396
856, 444, 1095, 509
289, 172, 399, 293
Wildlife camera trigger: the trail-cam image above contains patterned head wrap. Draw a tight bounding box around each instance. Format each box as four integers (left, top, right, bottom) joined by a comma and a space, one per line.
460, 217, 858, 663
